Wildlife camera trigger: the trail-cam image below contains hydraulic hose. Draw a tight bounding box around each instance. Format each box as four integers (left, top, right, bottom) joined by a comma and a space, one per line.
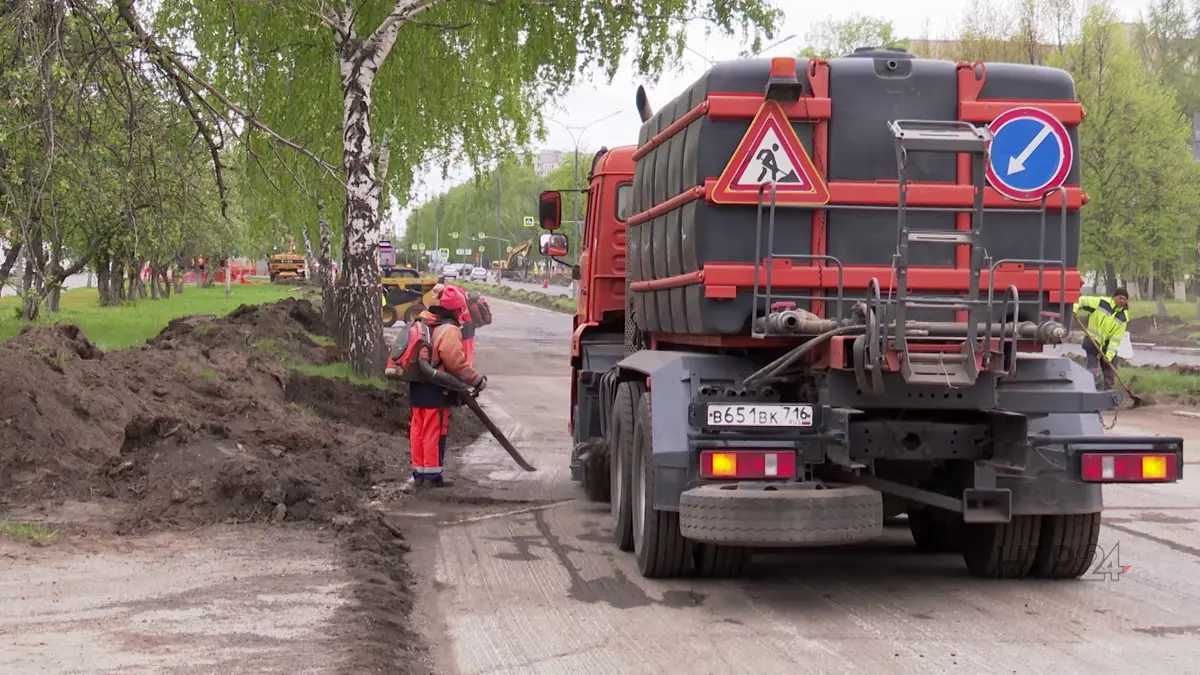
743, 326, 863, 389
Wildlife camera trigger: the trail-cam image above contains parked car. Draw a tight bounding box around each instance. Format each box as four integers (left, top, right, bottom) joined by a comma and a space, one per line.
441, 263, 461, 279
470, 266, 489, 282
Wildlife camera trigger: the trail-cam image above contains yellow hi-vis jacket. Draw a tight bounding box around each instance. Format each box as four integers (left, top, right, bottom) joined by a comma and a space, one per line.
1073, 295, 1130, 361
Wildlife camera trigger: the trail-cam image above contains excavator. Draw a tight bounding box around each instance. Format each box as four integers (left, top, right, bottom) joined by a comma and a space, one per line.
491, 238, 536, 280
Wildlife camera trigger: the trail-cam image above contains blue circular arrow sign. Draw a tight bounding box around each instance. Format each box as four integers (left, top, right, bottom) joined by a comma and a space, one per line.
985, 107, 1073, 202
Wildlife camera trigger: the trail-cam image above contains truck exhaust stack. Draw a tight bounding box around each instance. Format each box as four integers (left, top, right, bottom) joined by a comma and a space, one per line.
635, 86, 653, 122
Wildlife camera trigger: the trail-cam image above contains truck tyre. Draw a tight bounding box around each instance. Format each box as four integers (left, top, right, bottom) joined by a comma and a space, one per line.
609, 380, 644, 551
693, 543, 752, 578
580, 437, 610, 503
1030, 512, 1102, 579
907, 507, 962, 553
631, 395, 690, 578
961, 515, 1042, 579
679, 483, 882, 546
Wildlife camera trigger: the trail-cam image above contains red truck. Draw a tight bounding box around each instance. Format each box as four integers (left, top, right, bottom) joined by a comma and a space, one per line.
536, 49, 1183, 581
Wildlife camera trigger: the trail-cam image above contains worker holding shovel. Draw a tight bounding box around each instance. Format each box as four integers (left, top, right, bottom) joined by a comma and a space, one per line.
1073, 288, 1130, 391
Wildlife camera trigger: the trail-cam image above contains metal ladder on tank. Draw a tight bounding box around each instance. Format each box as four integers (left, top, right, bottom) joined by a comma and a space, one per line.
887, 120, 993, 386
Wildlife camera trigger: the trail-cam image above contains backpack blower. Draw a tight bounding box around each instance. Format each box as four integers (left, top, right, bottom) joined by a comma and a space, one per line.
386, 321, 536, 472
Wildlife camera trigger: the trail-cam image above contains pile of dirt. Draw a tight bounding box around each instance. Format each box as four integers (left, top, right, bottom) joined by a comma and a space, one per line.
1127, 315, 1198, 349
0, 298, 486, 534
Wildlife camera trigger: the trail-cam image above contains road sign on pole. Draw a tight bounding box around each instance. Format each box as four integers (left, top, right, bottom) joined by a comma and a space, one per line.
523, 216, 535, 228
410, 244, 418, 251
418, 243, 426, 251
449, 232, 460, 239
438, 248, 449, 258
477, 245, 486, 253
985, 106, 1073, 202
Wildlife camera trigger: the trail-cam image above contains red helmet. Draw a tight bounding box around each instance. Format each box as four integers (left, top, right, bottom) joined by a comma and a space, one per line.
439, 285, 468, 311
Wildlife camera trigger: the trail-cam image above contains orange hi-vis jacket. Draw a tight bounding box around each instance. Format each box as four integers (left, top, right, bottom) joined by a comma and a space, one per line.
409, 311, 482, 407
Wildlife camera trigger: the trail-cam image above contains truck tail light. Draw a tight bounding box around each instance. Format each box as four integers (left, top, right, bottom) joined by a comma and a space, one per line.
1080, 452, 1179, 483
700, 450, 796, 479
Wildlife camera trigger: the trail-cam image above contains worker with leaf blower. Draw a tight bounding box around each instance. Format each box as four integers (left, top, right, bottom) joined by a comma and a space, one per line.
387, 285, 487, 487
1073, 288, 1130, 391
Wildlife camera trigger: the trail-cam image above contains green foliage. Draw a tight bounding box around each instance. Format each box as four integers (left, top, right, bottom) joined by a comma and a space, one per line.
402, 152, 594, 265
1050, 5, 1200, 289
797, 14, 909, 59
154, 0, 781, 256
0, 1, 249, 319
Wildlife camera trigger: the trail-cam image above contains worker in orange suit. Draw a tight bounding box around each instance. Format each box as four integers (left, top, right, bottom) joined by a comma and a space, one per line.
409, 285, 486, 487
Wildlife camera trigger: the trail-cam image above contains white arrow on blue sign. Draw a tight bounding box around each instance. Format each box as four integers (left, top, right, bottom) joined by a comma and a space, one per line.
985, 106, 1073, 202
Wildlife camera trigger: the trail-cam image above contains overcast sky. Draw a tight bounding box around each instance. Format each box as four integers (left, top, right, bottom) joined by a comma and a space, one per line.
390, 0, 1153, 238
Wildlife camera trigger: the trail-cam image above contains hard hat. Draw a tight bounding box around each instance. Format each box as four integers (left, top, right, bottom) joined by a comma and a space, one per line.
439, 285, 467, 311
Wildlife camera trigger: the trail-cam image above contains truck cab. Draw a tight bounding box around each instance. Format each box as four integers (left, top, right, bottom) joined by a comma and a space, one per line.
538, 146, 635, 450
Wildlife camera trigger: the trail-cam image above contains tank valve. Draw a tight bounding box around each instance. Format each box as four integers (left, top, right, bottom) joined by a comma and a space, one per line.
1035, 320, 1068, 345
756, 308, 821, 334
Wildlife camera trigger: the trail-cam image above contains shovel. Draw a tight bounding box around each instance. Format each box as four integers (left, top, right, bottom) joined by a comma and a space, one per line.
1072, 314, 1148, 408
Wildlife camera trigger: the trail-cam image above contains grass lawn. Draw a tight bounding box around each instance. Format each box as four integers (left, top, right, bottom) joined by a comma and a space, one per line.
1119, 366, 1200, 397
0, 283, 299, 350
1128, 299, 1199, 322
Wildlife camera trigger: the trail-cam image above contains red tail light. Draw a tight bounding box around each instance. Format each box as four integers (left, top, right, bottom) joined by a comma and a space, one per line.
1080, 452, 1179, 483
699, 450, 796, 479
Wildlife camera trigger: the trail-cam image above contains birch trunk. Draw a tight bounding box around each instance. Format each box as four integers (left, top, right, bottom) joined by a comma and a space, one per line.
317, 201, 338, 337
335, 31, 390, 375
301, 226, 318, 285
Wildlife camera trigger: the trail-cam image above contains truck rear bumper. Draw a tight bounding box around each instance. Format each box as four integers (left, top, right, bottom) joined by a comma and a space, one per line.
678, 482, 883, 547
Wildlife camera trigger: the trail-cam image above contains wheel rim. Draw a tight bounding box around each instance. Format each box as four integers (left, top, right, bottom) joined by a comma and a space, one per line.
632, 450, 646, 550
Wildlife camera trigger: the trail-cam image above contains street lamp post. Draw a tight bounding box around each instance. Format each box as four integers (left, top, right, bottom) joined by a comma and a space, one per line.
546, 111, 622, 261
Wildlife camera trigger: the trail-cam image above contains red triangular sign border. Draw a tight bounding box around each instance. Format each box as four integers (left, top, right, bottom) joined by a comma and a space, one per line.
710, 100, 829, 206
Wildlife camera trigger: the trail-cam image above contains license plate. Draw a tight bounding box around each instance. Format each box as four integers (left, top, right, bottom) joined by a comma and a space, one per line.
706, 404, 814, 428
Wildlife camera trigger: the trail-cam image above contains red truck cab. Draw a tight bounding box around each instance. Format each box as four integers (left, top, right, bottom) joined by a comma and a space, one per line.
540, 146, 635, 439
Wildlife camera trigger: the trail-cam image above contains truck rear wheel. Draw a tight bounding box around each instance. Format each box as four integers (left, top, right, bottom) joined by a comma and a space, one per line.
961, 515, 1042, 579
693, 543, 752, 578
907, 507, 962, 553
609, 380, 644, 551
631, 395, 690, 578
1030, 512, 1102, 579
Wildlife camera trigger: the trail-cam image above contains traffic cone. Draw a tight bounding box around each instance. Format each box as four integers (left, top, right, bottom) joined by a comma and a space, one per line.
542, 278, 549, 289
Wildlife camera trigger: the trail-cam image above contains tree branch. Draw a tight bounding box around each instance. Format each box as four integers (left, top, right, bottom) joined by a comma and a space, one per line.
114, 0, 343, 184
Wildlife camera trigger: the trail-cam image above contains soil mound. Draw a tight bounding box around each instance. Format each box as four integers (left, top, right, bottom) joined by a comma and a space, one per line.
0, 299, 486, 534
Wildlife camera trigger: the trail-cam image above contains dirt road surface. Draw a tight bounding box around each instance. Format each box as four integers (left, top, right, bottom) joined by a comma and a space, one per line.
0, 526, 355, 674
408, 297, 1200, 675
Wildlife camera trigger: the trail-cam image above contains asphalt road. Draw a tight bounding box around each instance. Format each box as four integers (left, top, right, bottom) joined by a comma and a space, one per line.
404, 296, 1200, 675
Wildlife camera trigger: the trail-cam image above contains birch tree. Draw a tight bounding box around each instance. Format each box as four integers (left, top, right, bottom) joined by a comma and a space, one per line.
126, 0, 781, 375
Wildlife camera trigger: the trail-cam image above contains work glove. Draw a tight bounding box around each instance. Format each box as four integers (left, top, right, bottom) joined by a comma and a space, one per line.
473, 376, 488, 395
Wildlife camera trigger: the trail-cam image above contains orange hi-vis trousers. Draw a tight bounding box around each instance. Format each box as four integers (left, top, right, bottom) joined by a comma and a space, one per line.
410, 407, 450, 478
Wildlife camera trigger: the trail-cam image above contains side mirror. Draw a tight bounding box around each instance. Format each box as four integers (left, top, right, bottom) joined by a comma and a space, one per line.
539, 191, 562, 231
539, 232, 569, 257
